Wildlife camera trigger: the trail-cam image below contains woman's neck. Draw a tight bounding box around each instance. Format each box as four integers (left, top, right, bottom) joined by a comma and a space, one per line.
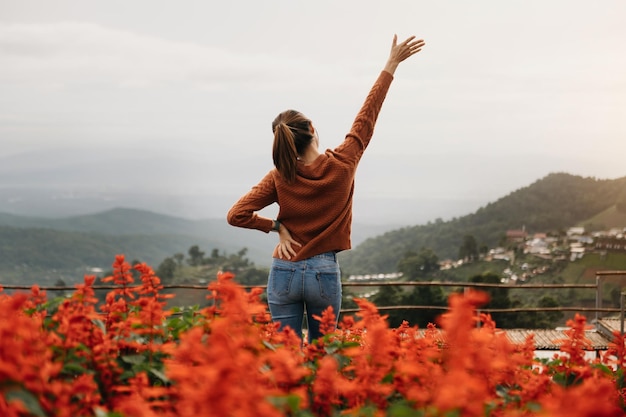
298, 148, 320, 165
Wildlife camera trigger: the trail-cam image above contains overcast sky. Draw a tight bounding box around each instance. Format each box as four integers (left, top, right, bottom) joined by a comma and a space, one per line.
1, 1, 625, 223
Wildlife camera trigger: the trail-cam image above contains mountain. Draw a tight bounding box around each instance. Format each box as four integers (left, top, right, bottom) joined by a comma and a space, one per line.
0, 226, 215, 270
0, 208, 272, 273
2, 172, 625, 282
0, 208, 223, 236
337, 172, 626, 275
0, 208, 396, 277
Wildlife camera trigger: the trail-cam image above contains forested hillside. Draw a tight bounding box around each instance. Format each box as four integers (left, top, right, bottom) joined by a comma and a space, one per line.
0, 208, 391, 282
0, 208, 275, 283
0, 208, 234, 236
339, 173, 626, 275
0, 226, 211, 269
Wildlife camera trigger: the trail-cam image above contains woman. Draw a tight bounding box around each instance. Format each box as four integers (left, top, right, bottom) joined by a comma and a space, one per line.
227, 34, 425, 343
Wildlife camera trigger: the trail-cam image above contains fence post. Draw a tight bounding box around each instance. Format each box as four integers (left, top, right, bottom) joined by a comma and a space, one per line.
595, 273, 602, 324
619, 291, 626, 335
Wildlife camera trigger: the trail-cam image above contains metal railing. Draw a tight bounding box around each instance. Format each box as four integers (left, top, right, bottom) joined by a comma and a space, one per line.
2, 270, 625, 318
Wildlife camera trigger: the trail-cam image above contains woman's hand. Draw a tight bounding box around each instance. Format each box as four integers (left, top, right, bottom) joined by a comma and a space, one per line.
277, 224, 301, 260
384, 34, 426, 75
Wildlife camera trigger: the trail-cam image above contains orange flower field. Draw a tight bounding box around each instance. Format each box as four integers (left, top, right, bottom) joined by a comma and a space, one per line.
1, 255, 625, 416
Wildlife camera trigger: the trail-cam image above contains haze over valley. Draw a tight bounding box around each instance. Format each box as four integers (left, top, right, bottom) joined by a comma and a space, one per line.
1, 172, 625, 285
0, 146, 494, 226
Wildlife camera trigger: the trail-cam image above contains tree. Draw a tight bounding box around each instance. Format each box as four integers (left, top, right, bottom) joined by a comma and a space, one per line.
54, 278, 67, 298
131, 259, 142, 280
222, 248, 252, 272
470, 272, 515, 328
400, 285, 447, 328
187, 245, 205, 267
397, 248, 440, 281
156, 257, 177, 284
173, 253, 185, 266
341, 289, 358, 311
234, 267, 268, 287
512, 295, 563, 329
459, 235, 479, 262
535, 296, 563, 328
202, 249, 224, 268
371, 285, 405, 327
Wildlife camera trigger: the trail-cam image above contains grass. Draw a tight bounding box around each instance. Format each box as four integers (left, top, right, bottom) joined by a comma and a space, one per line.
579, 204, 626, 230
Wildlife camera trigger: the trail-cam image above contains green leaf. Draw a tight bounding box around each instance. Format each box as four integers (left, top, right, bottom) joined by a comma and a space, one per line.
94, 408, 126, 417
386, 402, 424, 417
121, 355, 146, 365
92, 318, 107, 334
119, 370, 136, 380
262, 340, 277, 351
62, 362, 89, 375
286, 394, 301, 411
149, 367, 171, 384
4, 387, 46, 417
267, 394, 313, 416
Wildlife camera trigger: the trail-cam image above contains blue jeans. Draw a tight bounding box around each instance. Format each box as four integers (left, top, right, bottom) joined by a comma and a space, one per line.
267, 251, 341, 343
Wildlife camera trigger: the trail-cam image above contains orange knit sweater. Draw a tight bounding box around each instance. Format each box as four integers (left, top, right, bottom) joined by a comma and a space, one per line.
227, 70, 394, 261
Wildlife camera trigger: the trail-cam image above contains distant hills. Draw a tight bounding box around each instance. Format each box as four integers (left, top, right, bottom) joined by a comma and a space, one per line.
1, 172, 625, 283
0, 208, 272, 274
0, 226, 213, 271
0, 207, 394, 281
0, 208, 228, 237
338, 172, 626, 274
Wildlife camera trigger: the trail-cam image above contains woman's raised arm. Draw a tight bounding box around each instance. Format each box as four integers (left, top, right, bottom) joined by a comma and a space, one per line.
383, 34, 426, 76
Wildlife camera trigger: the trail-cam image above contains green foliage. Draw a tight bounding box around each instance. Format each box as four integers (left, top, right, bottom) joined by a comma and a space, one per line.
187, 245, 205, 267
0, 225, 220, 280
470, 272, 514, 328
399, 285, 447, 328
0, 207, 275, 282
438, 259, 507, 283
535, 296, 564, 327
617, 189, 626, 213
148, 246, 270, 308
507, 295, 564, 329
462, 270, 566, 329
458, 234, 479, 262
156, 257, 177, 284
583, 203, 626, 231
234, 267, 269, 286
370, 285, 403, 306
370, 285, 404, 326
341, 288, 359, 311
397, 248, 440, 280
4, 387, 46, 417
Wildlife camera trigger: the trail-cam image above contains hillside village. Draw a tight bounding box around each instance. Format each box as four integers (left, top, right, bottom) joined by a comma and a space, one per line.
479, 225, 626, 283
348, 225, 626, 283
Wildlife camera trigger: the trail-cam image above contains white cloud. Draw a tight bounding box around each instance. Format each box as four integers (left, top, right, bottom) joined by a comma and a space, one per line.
0, 22, 344, 91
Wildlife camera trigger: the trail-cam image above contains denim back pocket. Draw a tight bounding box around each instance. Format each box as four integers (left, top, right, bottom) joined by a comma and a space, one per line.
269, 266, 297, 297
317, 271, 340, 301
